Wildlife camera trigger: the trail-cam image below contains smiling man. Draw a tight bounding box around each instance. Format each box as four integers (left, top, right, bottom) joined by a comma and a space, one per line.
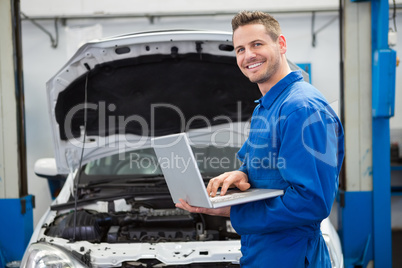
233, 20, 287, 93
177, 11, 344, 267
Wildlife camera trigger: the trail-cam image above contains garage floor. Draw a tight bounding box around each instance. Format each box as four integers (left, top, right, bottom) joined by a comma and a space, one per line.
393, 231, 402, 268
391, 163, 402, 268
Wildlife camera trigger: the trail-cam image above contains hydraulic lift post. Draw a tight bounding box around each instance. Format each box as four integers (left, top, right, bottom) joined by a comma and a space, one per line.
340, 0, 395, 267
0, 0, 33, 266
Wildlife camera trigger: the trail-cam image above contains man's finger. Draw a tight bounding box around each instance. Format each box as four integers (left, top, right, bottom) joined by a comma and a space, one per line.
219, 174, 237, 196
176, 199, 214, 214
207, 173, 228, 197
236, 181, 251, 191
176, 199, 199, 213
219, 171, 250, 195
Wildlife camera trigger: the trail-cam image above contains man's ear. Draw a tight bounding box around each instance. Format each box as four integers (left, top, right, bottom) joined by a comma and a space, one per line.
278, 35, 287, 54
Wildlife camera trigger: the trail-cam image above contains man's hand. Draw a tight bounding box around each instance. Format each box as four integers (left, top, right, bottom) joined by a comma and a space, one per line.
176, 199, 231, 217
207, 170, 250, 197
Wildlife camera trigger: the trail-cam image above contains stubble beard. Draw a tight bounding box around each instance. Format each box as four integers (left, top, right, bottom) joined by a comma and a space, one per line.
248, 56, 281, 84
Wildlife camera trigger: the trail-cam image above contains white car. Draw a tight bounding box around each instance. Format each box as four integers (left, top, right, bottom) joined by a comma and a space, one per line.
21, 30, 343, 268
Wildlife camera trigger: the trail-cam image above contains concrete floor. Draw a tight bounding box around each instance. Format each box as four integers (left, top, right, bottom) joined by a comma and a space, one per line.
393, 231, 402, 268
391, 165, 402, 267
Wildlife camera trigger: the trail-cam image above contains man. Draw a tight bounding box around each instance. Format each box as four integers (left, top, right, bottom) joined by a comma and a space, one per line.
177, 11, 344, 267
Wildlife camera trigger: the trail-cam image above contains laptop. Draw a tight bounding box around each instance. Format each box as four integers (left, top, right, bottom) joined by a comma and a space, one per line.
152, 132, 284, 208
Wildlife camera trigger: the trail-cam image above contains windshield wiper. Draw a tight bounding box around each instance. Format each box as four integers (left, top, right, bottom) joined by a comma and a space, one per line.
78, 174, 165, 188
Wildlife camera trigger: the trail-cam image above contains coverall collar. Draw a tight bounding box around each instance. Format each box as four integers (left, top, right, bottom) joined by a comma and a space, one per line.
257, 70, 304, 110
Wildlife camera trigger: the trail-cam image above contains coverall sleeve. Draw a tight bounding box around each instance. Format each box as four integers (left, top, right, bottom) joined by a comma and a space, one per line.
236, 142, 249, 176
230, 107, 344, 235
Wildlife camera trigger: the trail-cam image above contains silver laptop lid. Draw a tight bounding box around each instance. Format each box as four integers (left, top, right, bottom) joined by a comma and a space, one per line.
152, 133, 213, 207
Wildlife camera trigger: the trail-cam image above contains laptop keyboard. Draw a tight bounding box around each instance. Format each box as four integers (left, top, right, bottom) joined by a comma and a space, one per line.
210, 192, 247, 203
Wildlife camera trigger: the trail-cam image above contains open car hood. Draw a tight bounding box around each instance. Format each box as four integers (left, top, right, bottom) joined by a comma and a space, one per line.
46, 30, 305, 174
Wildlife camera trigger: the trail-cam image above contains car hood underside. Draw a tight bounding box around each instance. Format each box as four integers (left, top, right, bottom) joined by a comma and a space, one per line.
55, 53, 260, 140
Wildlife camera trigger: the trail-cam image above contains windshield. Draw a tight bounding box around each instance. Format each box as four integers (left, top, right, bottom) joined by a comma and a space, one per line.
83, 146, 242, 177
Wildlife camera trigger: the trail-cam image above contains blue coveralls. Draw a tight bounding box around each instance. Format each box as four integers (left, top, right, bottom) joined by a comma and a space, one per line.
231, 71, 345, 267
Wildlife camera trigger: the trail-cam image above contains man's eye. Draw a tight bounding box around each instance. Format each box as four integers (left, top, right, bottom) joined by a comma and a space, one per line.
254, 43, 262, 47
237, 48, 244, 53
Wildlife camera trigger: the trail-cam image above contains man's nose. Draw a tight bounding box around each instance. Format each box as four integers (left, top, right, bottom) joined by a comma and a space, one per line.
245, 48, 256, 60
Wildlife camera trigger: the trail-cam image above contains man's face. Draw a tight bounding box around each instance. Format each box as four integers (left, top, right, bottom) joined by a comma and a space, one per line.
233, 24, 282, 84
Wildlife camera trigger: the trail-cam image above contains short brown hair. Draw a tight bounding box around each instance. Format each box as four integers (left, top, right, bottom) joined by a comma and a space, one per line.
231, 11, 282, 41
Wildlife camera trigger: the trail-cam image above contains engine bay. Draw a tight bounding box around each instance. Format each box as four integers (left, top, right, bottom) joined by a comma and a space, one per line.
46, 204, 239, 244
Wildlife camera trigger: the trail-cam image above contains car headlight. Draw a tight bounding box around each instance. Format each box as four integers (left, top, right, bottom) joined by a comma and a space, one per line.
21, 242, 87, 268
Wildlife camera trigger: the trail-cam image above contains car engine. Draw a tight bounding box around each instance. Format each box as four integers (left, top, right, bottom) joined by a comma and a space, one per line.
45, 205, 238, 243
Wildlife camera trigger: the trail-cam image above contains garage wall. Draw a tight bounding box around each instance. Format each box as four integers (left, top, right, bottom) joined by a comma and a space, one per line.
19, 1, 401, 226
21, 0, 339, 16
